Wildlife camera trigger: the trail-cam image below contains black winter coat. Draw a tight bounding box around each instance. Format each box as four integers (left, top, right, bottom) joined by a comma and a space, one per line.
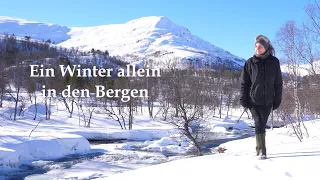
240, 54, 283, 109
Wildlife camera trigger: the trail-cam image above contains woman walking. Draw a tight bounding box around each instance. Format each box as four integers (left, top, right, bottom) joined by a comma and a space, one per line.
240, 35, 283, 160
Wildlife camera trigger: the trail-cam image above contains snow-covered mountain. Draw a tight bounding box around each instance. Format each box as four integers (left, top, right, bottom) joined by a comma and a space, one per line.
0, 16, 245, 69
0, 16, 70, 43
280, 60, 320, 77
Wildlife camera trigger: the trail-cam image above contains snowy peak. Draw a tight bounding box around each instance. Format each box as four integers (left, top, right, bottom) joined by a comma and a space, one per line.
152, 16, 176, 29
125, 16, 168, 27
125, 16, 187, 32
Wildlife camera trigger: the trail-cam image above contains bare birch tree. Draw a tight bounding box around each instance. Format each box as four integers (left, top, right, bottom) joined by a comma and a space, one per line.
276, 21, 309, 140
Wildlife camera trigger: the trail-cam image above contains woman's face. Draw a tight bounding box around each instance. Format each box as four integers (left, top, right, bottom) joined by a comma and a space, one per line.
255, 43, 266, 55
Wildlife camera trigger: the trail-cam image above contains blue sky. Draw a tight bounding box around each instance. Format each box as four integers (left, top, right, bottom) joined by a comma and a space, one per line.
1, 0, 311, 59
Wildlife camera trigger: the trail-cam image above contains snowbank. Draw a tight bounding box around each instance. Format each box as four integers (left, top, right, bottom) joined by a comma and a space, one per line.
142, 137, 193, 154
0, 132, 90, 172
88, 135, 194, 156
214, 117, 252, 130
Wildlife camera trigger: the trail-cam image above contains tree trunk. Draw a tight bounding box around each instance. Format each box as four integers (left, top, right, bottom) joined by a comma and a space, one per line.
70, 99, 74, 118
227, 104, 230, 118
87, 110, 93, 128
219, 93, 223, 119
48, 97, 51, 120
13, 87, 20, 121
184, 123, 203, 156
271, 110, 274, 130
45, 97, 48, 120
0, 89, 5, 108
174, 104, 179, 117
129, 103, 133, 130
148, 99, 153, 118
77, 104, 81, 126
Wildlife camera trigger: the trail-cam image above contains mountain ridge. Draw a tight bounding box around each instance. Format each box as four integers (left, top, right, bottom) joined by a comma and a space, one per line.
0, 15, 246, 69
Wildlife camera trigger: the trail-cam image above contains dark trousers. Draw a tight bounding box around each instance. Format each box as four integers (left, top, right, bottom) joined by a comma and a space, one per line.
250, 105, 272, 134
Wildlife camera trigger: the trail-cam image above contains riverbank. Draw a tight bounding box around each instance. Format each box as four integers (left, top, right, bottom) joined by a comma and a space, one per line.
0, 132, 91, 173
0, 116, 252, 175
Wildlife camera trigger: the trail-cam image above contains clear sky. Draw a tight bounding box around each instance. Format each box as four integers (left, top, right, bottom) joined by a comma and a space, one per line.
1, 0, 312, 59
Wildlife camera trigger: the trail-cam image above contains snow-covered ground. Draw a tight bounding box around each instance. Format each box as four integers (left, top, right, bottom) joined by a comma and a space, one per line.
104, 119, 320, 180
0, 92, 255, 179
2, 92, 318, 180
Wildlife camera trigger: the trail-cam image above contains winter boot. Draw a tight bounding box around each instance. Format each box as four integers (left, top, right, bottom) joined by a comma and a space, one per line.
255, 134, 261, 156
259, 132, 267, 160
